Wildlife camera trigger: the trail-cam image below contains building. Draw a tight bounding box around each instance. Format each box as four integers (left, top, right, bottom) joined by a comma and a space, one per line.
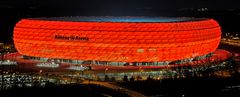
13, 16, 230, 70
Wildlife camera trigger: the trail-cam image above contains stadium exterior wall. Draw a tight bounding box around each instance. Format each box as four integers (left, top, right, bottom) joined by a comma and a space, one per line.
13, 18, 221, 62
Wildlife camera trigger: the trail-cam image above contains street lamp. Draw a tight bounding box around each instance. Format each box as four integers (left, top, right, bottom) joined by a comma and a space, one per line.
105, 68, 108, 75
139, 67, 142, 72
39, 70, 43, 83
39, 70, 43, 74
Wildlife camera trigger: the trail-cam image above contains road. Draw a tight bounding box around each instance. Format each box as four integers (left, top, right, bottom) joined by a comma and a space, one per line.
82, 80, 146, 97
221, 39, 240, 46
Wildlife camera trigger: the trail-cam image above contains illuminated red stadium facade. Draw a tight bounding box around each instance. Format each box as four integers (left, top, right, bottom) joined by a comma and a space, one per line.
13, 17, 227, 70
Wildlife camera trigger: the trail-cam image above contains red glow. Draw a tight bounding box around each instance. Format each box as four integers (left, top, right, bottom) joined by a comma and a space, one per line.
14, 19, 221, 62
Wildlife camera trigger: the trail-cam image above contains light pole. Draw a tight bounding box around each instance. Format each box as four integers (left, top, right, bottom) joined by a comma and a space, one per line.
139, 67, 142, 74
104, 68, 108, 75
39, 69, 43, 85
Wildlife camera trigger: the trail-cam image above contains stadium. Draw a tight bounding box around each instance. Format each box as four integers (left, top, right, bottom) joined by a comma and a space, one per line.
13, 16, 231, 72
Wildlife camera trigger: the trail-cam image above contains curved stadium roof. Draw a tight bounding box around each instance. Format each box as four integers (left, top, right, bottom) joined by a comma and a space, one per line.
30, 16, 208, 23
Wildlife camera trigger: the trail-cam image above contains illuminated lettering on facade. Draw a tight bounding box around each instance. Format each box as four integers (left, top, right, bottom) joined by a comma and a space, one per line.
55, 35, 89, 41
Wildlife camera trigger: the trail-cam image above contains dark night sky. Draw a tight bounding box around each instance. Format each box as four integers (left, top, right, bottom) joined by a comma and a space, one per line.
0, 0, 239, 17
0, 0, 240, 43
0, 0, 240, 15
4, 0, 240, 9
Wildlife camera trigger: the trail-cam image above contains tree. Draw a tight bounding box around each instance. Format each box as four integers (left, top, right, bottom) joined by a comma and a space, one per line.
104, 75, 110, 81
123, 75, 128, 82
130, 76, 135, 82
147, 75, 153, 81
111, 77, 116, 82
